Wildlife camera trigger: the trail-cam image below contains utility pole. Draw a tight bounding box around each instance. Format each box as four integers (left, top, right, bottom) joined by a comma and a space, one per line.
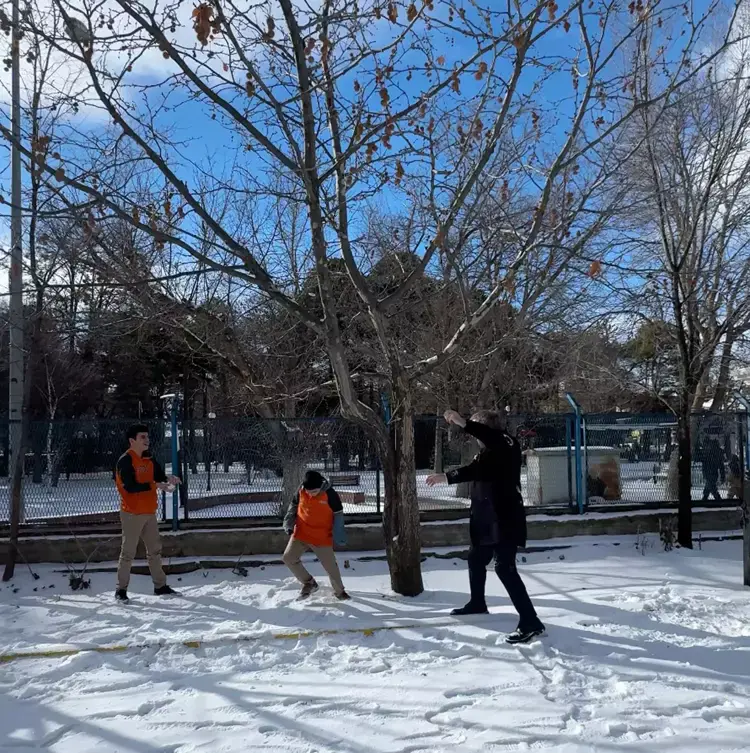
3, 0, 24, 581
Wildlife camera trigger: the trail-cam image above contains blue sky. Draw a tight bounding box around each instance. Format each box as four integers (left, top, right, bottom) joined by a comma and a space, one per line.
0, 0, 734, 302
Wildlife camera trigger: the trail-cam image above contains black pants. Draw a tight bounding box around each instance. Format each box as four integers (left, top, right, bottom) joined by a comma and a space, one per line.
703, 476, 722, 502
468, 542, 539, 627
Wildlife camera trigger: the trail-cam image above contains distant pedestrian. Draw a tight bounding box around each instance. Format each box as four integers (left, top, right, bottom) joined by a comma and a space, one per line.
728, 453, 743, 500
115, 424, 181, 602
283, 470, 349, 600
700, 437, 725, 503
427, 409, 545, 644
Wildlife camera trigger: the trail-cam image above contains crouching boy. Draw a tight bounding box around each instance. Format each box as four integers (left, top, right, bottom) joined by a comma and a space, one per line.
283, 470, 350, 600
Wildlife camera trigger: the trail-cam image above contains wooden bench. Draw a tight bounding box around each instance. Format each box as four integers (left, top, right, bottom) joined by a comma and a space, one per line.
187, 489, 366, 512
188, 491, 282, 512
327, 473, 360, 487
23, 511, 122, 527
338, 491, 365, 505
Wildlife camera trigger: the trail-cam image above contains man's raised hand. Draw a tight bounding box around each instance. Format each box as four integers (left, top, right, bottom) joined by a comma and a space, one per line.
426, 474, 447, 487
444, 409, 467, 428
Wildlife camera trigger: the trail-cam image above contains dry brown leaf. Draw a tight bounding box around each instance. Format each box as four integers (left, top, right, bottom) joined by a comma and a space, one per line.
192, 4, 215, 46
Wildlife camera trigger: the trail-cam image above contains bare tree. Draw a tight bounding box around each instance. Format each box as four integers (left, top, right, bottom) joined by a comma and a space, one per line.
611, 34, 750, 547
8, 0, 740, 594
0, 3, 88, 575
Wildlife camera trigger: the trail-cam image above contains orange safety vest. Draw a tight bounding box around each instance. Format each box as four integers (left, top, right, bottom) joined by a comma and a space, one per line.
115, 449, 159, 515
294, 488, 334, 547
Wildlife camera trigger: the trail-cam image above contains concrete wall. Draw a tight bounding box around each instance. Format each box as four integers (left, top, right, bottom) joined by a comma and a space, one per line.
0, 507, 741, 565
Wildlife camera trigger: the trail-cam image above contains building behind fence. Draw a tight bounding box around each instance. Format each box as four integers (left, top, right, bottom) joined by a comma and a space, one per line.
0, 412, 746, 528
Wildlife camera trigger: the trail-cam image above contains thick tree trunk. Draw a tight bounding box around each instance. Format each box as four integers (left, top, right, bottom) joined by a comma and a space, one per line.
336, 439, 350, 472
281, 454, 306, 518
710, 333, 735, 412
3, 297, 42, 581
742, 459, 750, 587
677, 399, 693, 549
743, 493, 749, 588
666, 446, 679, 501
380, 399, 424, 597
3, 440, 24, 581
691, 370, 709, 412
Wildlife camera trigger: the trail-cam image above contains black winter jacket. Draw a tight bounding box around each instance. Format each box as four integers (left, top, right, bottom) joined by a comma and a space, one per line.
445, 420, 526, 548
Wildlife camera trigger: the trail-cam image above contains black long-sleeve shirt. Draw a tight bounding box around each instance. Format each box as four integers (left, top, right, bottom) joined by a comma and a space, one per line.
446, 420, 526, 547
116, 452, 166, 493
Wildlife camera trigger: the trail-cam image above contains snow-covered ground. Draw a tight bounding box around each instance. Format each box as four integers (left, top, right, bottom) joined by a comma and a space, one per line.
0, 461, 735, 523
2, 537, 749, 752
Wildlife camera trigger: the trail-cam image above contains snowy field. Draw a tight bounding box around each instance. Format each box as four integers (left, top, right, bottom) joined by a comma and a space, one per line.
0, 461, 733, 523
2, 537, 749, 752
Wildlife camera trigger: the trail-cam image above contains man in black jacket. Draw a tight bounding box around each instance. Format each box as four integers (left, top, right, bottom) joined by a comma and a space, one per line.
699, 437, 725, 502
427, 409, 545, 644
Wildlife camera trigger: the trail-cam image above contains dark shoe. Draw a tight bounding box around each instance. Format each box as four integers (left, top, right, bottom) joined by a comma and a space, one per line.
506, 622, 546, 645
336, 590, 351, 601
154, 585, 178, 596
451, 602, 489, 616
115, 589, 129, 602
299, 579, 319, 599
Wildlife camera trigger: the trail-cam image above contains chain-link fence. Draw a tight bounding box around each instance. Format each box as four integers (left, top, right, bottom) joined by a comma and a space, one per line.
580, 412, 748, 507
0, 419, 171, 527
0, 412, 746, 529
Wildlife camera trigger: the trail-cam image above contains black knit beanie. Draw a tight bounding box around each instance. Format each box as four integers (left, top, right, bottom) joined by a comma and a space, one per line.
302, 470, 324, 490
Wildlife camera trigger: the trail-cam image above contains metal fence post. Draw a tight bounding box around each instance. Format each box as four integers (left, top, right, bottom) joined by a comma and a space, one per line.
738, 413, 745, 504
582, 415, 589, 513
378, 392, 391, 517
565, 393, 584, 514
565, 415, 573, 508
734, 392, 750, 476
181, 420, 190, 522
171, 400, 179, 531
738, 412, 750, 588
376, 458, 381, 515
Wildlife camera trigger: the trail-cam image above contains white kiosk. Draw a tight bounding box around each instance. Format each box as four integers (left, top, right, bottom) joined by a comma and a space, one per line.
525, 446, 621, 506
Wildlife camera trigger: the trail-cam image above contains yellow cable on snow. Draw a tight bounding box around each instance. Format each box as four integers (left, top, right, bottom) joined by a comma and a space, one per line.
0, 619, 457, 665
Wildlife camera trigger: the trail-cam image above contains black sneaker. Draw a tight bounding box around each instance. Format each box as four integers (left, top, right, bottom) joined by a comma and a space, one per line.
336, 590, 351, 601
154, 585, 178, 596
115, 589, 129, 602
298, 579, 319, 599
506, 623, 546, 645
450, 602, 489, 616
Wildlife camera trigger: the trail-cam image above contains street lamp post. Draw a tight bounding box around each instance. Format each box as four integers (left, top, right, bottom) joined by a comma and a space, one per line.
161, 393, 181, 531
206, 412, 215, 492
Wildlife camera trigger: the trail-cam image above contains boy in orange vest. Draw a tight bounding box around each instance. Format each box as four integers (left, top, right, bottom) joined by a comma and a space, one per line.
282, 470, 349, 600
114, 424, 181, 602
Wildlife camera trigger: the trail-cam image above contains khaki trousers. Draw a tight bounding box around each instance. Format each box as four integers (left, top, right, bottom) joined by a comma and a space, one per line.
282, 537, 345, 596
117, 512, 167, 590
